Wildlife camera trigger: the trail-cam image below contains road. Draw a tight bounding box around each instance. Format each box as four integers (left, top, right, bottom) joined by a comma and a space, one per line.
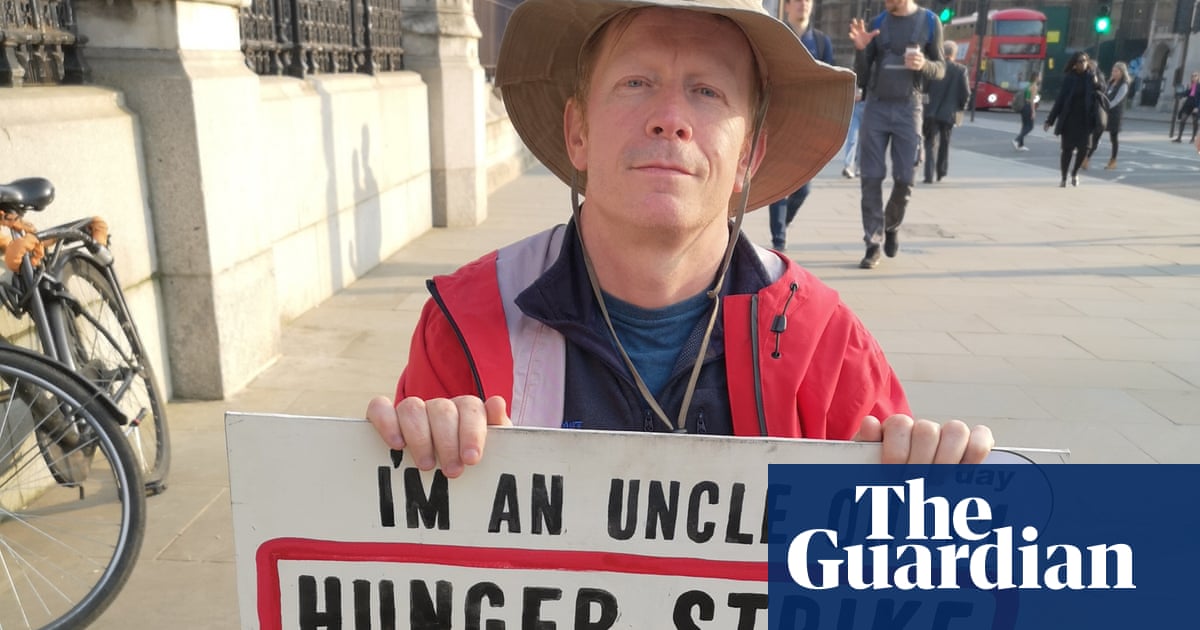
948, 110, 1200, 201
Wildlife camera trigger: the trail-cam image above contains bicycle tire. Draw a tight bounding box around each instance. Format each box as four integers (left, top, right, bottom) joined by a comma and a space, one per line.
0, 345, 146, 629
54, 254, 170, 493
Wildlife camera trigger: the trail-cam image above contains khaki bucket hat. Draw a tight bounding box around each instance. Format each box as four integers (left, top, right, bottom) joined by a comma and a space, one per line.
495, 0, 855, 211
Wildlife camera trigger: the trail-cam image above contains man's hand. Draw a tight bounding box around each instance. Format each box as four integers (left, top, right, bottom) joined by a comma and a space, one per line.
904, 48, 926, 71
854, 415, 994, 464
848, 18, 878, 51
366, 395, 512, 478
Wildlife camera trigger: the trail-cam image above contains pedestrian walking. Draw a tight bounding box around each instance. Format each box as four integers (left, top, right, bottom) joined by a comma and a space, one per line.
1172, 71, 1198, 144
1012, 72, 1040, 151
767, 0, 834, 251
1082, 60, 1107, 170
364, 0, 993, 472
850, 0, 946, 269
842, 87, 865, 178
1094, 61, 1132, 170
921, 40, 970, 183
1043, 51, 1104, 188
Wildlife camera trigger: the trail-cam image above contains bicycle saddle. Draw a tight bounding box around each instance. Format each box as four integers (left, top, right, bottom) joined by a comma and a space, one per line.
0, 177, 55, 212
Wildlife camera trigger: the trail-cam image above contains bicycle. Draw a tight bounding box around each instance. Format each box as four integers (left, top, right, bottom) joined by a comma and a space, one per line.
0, 343, 146, 629
0, 177, 170, 494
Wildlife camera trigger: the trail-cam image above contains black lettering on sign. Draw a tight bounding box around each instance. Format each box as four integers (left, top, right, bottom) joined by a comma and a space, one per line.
350, 579, 398, 630
728, 593, 767, 630
608, 479, 639, 540
672, 590, 714, 630
465, 582, 504, 630
378, 467, 396, 527
646, 481, 680, 540
489, 473, 521, 533
724, 483, 753, 545
521, 586, 563, 630
687, 481, 719, 543
410, 580, 452, 629
298, 575, 343, 630
761, 484, 791, 544
574, 588, 619, 630
353, 579, 371, 630
405, 468, 450, 530
490, 474, 565, 535
530, 473, 563, 535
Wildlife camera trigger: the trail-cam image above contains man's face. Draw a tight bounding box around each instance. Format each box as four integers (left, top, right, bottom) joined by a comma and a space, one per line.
564, 9, 760, 236
784, 0, 812, 25
884, 0, 909, 15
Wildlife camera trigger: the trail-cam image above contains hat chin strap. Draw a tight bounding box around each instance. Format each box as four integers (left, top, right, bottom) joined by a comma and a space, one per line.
568, 92, 770, 434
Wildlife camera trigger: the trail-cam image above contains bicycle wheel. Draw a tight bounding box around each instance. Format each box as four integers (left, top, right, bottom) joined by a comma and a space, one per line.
0, 346, 145, 629
55, 255, 170, 493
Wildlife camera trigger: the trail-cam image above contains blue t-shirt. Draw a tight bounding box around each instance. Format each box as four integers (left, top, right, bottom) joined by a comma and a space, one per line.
602, 290, 713, 397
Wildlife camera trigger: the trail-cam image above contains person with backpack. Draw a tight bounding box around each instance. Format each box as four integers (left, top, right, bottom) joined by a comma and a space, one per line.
850, 0, 945, 269
1043, 51, 1104, 187
766, 0, 834, 252
1012, 72, 1040, 151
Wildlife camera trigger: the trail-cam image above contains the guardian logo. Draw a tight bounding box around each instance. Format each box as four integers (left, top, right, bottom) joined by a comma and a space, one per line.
786, 478, 1135, 591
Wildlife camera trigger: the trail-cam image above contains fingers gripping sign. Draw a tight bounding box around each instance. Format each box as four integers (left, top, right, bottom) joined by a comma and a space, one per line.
854, 415, 995, 464
366, 395, 512, 479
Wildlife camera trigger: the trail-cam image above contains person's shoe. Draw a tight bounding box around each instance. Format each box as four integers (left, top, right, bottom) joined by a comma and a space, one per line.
1071, 175, 1079, 187
1018, 145, 1030, 152
1012, 139, 1020, 151
1059, 178, 1067, 188
1080, 157, 1090, 170
1172, 137, 1182, 143
859, 245, 882, 269
841, 167, 856, 179
772, 241, 786, 252
883, 230, 899, 258
922, 177, 933, 184
1105, 158, 1117, 170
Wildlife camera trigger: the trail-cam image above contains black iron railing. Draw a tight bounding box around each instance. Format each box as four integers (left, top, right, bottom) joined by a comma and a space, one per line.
0, 0, 88, 87
240, 0, 404, 77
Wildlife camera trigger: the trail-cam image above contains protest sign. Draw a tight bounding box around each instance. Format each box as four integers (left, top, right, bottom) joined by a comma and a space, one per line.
226, 413, 1067, 630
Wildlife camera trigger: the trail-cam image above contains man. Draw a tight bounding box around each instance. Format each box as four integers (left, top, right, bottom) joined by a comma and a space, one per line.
766, 0, 834, 252
922, 40, 970, 184
850, 0, 945, 269
366, 0, 993, 478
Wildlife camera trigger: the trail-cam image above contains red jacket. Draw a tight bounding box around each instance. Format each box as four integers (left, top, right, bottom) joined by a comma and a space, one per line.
397, 226, 909, 439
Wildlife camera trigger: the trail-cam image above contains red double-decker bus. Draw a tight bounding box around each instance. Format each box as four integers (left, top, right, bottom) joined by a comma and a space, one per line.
943, 8, 1048, 110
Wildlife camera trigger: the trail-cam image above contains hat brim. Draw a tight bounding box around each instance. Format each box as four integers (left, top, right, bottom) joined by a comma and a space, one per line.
496, 0, 855, 212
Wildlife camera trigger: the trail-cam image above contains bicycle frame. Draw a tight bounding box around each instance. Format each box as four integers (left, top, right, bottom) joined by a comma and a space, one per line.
2, 217, 123, 381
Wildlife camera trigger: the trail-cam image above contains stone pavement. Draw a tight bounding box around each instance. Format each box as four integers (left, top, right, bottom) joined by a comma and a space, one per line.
92, 133, 1200, 628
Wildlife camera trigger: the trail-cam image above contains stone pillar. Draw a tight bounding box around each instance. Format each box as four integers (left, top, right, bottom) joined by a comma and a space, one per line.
401, 0, 488, 227
75, 0, 279, 399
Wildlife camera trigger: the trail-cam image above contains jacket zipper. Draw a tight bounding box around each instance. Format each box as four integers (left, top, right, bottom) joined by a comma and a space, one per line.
426, 278, 486, 399
750, 295, 767, 436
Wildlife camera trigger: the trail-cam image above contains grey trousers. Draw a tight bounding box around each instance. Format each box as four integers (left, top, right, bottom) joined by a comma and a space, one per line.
859, 98, 922, 246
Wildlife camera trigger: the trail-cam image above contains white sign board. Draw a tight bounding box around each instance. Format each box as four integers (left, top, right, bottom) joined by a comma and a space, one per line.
226, 413, 1067, 630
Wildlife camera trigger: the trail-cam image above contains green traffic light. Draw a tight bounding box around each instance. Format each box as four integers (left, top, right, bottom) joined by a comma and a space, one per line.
1094, 15, 1111, 33
939, 7, 954, 22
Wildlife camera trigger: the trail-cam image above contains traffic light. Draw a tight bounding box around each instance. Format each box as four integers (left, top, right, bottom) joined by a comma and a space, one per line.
935, 1, 955, 23
1094, 5, 1112, 34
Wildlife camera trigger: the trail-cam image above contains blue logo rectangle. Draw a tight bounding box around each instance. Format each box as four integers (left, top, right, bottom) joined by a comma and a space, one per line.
766, 465, 1200, 629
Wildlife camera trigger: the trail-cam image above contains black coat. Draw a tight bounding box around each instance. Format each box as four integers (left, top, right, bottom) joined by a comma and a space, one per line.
925, 61, 971, 125
1045, 70, 1102, 145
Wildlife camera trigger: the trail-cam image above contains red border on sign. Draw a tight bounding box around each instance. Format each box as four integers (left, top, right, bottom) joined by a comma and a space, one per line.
255, 537, 766, 629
